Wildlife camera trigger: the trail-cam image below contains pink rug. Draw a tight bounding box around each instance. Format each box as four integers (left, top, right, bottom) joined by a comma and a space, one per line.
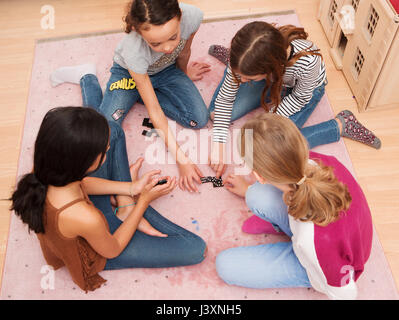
1, 10, 398, 300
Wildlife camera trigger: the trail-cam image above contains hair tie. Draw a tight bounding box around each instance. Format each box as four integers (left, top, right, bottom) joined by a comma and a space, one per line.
296, 175, 307, 186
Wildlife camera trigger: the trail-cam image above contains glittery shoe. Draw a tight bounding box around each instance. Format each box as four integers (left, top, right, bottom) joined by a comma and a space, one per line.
336, 110, 381, 149
208, 45, 230, 65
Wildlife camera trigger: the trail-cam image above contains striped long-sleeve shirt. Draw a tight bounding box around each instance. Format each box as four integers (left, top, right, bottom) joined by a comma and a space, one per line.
212, 39, 327, 143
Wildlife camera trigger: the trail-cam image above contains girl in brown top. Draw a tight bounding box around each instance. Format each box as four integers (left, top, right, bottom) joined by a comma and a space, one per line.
10, 104, 206, 293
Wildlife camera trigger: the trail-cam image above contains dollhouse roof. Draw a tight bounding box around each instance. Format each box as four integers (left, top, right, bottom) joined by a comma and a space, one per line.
389, 0, 399, 13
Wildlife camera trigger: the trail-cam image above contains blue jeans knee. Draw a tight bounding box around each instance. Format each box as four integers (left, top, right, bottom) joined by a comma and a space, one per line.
108, 121, 125, 142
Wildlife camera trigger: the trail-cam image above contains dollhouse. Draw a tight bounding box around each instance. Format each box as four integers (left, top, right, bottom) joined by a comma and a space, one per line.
318, 0, 399, 112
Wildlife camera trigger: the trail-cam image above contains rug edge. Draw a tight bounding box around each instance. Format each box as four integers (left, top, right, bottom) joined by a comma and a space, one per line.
35, 9, 297, 44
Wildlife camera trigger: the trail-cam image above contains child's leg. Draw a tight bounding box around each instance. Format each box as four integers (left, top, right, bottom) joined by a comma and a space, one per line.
51, 63, 102, 110
300, 119, 341, 149
88, 121, 131, 183
285, 83, 341, 149
80, 74, 103, 111
152, 64, 209, 129
87, 122, 207, 269
208, 66, 267, 122
89, 192, 206, 270
97, 63, 141, 125
287, 83, 381, 149
88, 121, 132, 232
289, 83, 326, 128
216, 242, 311, 289
245, 182, 292, 237
104, 206, 207, 269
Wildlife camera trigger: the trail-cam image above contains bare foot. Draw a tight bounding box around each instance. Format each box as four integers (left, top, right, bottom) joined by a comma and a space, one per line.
130, 157, 144, 181
110, 195, 117, 207
137, 218, 167, 237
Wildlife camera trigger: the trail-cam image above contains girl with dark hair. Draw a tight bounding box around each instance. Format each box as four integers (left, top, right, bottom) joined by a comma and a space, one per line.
50, 0, 210, 193
207, 21, 381, 178
10, 75, 207, 292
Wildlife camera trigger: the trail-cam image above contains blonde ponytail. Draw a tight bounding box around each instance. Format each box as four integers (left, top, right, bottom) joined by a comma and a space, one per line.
286, 162, 351, 226
241, 113, 352, 227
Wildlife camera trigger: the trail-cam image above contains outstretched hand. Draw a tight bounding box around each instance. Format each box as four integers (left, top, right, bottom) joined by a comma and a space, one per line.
139, 176, 177, 203
187, 62, 211, 81
178, 161, 204, 193
223, 174, 251, 198
209, 142, 227, 178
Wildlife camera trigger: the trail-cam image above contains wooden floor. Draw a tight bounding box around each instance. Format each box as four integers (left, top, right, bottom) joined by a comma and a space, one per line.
0, 0, 398, 291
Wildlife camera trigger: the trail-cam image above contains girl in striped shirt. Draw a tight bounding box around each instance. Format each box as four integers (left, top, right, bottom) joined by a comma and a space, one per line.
208, 22, 381, 178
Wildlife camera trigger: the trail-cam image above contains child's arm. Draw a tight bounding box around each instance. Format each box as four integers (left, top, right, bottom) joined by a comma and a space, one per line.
176, 32, 210, 80
82, 169, 160, 196
209, 66, 240, 177
129, 70, 203, 192
129, 71, 187, 163
66, 178, 174, 259
275, 55, 322, 117
212, 66, 240, 144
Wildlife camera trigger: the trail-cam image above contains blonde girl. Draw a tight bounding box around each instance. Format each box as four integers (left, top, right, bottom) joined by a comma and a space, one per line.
217, 113, 373, 300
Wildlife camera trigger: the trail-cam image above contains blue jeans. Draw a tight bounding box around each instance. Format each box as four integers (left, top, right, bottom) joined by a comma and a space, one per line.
80, 74, 206, 269
215, 182, 311, 289
209, 67, 340, 149
93, 62, 209, 129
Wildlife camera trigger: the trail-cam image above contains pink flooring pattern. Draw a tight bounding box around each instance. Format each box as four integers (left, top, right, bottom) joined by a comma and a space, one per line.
1, 11, 398, 300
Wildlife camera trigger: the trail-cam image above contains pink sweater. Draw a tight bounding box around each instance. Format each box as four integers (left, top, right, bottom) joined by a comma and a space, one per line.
289, 152, 373, 299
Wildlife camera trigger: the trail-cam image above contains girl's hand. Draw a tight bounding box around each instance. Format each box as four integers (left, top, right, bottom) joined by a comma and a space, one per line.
177, 161, 204, 193
209, 142, 227, 179
130, 169, 161, 196
223, 174, 251, 198
138, 176, 177, 204
137, 218, 168, 237
187, 62, 211, 81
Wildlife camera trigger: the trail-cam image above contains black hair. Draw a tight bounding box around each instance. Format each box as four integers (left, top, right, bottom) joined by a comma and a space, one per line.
124, 0, 182, 33
9, 107, 110, 234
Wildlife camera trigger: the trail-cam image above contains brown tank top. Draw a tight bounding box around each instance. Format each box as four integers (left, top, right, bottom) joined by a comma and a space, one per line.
37, 184, 108, 292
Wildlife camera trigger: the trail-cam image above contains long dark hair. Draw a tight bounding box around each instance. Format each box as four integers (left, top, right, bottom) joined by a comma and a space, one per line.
230, 21, 322, 113
124, 0, 182, 33
9, 107, 110, 234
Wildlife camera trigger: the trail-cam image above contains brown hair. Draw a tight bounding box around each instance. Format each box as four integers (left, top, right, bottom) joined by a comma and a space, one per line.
123, 0, 182, 33
240, 113, 351, 226
230, 21, 322, 113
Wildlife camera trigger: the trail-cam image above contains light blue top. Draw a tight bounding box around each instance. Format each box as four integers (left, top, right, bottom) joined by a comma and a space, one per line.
113, 2, 203, 75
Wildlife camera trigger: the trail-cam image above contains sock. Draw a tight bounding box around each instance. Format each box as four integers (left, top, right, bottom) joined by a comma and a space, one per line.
242, 215, 284, 235
50, 63, 97, 87
208, 45, 230, 66
336, 110, 381, 149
